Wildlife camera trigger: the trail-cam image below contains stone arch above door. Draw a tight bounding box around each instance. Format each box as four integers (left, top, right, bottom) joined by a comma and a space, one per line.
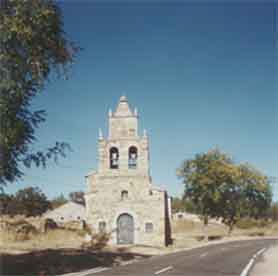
117, 213, 134, 244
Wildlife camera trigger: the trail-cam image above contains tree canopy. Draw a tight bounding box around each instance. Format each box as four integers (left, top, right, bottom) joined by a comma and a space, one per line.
0, 186, 50, 217
171, 196, 198, 214
177, 148, 272, 234
69, 191, 85, 206
269, 202, 278, 221
50, 193, 68, 209
0, 0, 79, 186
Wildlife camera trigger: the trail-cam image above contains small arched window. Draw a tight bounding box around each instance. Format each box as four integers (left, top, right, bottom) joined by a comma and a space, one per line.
99, 221, 106, 233
121, 190, 128, 200
110, 147, 119, 169
145, 222, 153, 233
128, 146, 138, 169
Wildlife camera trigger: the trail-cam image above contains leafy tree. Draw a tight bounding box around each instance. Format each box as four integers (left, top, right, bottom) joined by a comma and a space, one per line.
69, 191, 85, 206
171, 196, 198, 214
177, 148, 273, 236
14, 186, 51, 217
5, 194, 20, 216
239, 164, 272, 219
217, 164, 271, 234
0, 192, 20, 216
50, 193, 68, 209
177, 148, 234, 239
269, 202, 278, 221
0, 191, 12, 214
0, 0, 79, 185
171, 197, 186, 213
217, 178, 243, 234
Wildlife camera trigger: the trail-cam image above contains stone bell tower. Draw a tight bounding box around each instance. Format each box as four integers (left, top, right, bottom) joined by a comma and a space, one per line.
97, 95, 150, 178
85, 96, 171, 246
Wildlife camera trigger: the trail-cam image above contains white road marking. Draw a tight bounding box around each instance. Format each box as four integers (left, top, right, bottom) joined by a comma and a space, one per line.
240, 247, 267, 276
122, 260, 138, 266
154, 266, 173, 275
240, 258, 255, 276
87, 267, 110, 274
60, 267, 110, 276
253, 248, 266, 258
200, 252, 208, 258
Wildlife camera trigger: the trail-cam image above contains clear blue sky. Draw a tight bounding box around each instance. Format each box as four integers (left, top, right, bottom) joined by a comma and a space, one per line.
6, 2, 277, 200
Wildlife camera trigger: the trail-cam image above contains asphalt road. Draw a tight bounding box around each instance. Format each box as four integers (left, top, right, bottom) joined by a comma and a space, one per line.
90, 239, 278, 276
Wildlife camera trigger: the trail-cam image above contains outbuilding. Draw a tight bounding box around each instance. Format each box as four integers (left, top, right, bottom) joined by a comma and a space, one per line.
43, 201, 86, 224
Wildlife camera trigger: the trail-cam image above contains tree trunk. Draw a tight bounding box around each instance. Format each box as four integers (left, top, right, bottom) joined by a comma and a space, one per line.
228, 223, 234, 236
203, 215, 209, 242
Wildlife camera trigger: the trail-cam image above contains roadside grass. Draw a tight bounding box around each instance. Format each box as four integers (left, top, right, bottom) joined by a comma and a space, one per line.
171, 219, 278, 249
172, 219, 227, 236
0, 222, 149, 275
232, 222, 278, 237
0, 228, 85, 253
1, 216, 277, 275
172, 218, 278, 237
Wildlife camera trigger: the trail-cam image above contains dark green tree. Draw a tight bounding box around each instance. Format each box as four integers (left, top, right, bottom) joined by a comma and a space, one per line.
240, 164, 272, 219
0, 0, 79, 186
177, 148, 235, 238
171, 197, 186, 213
14, 186, 50, 217
0, 191, 12, 214
269, 202, 278, 221
51, 193, 68, 209
171, 196, 198, 214
177, 148, 273, 236
219, 164, 272, 234
69, 191, 85, 206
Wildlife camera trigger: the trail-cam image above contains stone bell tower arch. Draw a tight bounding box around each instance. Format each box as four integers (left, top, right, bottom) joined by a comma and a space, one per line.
97, 96, 150, 180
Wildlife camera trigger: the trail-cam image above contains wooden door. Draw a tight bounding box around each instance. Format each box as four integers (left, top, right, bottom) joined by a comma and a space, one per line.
117, 214, 134, 244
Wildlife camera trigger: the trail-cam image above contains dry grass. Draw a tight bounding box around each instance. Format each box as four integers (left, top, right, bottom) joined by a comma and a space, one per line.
1, 216, 277, 275
232, 222, 278, 237
170, 218, 278, 249
1, 220, 146, 275
0, 228, 85, 253
172, 219, 228, 236
172, 218, 278, 237
171, 219, 227, 249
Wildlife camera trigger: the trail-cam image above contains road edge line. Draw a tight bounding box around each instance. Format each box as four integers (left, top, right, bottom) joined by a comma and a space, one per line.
58, 266, 110, 276
154, 266, 173, 275
240, 247, 266, 276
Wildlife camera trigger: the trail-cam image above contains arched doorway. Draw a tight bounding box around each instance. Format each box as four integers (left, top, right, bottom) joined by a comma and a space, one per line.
117, 213, 134, 244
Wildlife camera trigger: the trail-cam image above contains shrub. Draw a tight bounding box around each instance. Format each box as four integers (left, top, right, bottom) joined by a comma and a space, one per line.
195, 235, 205, 241
15, 223, 38, 241
208, 235, 223, 241
194, 235, 223, 241
62, 220, 85, 231
83, 232, 110, 250
41, 218, 58, 233
248, 231, 265, 237
236, 218, 270, 229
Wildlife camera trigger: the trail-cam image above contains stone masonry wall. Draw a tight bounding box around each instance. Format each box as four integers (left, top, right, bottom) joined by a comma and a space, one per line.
86, 173, 166, 246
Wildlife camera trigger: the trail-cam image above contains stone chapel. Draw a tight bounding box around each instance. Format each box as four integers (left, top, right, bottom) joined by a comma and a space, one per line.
85, 96, 171, 246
